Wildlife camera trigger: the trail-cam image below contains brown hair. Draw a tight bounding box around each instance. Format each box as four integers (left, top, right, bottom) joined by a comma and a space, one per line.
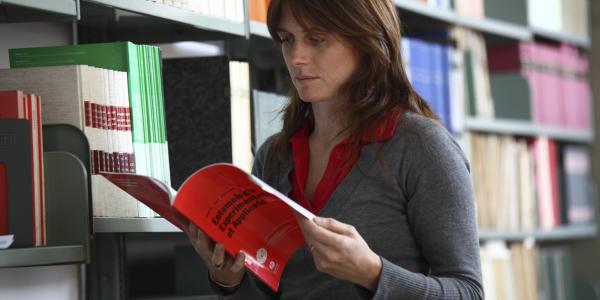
265, 0, 438, 171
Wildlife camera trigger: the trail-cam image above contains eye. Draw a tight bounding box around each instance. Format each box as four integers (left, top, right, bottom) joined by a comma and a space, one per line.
279, 35, 294, 44
308, 35, 324, 45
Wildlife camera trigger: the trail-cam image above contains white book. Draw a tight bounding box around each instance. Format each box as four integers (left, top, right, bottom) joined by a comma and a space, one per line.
252, 90, 286, 149
230, 61, 253, 173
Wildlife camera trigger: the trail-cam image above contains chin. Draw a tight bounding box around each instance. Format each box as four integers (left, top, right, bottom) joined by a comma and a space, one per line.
298, 92, 327, 103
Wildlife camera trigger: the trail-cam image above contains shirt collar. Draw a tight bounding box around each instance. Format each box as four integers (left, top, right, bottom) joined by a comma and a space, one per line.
290, 109, 402, 145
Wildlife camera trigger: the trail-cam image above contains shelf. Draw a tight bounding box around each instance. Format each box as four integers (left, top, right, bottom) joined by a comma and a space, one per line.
84, 0, 245, 37
393, 0, 530, 41
249, 21, 270, 38
532, 27, 591, 49
0, 245, 86, 268
455, 14, 530, 41
464, 118, 594, 143
479, 225, 598, 242
0, 0, 79, 22
94, 217, 180, 233
393, 0, 591, 47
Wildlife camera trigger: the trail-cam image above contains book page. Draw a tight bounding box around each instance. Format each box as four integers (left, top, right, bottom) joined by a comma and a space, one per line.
100, 172, 185, 230
174, 163, 314, 292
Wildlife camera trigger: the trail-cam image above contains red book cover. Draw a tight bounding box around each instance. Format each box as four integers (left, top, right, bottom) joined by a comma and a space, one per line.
101, 163, 315, 292
0, 90, 26, 118
547, 140, 561, 226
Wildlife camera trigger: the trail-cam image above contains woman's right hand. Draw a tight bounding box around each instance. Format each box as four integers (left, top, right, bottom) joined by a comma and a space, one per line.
184, 222, 246, 287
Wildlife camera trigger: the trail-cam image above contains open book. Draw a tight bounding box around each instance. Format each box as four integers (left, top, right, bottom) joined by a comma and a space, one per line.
101, 163, 315, 292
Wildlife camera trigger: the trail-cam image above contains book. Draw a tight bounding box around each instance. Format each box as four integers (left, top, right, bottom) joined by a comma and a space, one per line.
101, 163, 315, 292
0, 67, 142, 218
9, 42, 171, 194
0, 90, 45, 246
162, 57, 252, 189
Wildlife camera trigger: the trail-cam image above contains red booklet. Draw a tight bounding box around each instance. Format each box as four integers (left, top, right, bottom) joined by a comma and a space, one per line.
101, 163, 315, 292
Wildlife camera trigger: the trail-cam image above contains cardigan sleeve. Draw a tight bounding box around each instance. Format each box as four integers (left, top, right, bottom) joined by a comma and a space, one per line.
367, 123, 484, 300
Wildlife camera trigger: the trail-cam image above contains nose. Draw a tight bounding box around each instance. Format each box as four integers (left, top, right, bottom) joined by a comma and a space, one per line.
287, 42, 309, 67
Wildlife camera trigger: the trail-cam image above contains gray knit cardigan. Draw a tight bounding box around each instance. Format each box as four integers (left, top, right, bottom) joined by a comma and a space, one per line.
213, 112, 483, 300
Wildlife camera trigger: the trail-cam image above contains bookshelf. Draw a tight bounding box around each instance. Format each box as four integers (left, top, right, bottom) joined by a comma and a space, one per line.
0, 246, 86, 268
0, 0, 79, 21
83, 0, 245, 37
94, 218, 179, 233
464, 117, 595, 143
393, 0, 591, 48
249, 20, 270, 38
479, 225, 598, 242
1, 0, 597, 299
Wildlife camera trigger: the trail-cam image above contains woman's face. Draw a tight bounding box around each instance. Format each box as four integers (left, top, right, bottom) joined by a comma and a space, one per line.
276, 5, 358, 104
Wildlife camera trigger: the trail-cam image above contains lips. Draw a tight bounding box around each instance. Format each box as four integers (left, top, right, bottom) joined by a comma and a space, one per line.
295, 75, 319, 83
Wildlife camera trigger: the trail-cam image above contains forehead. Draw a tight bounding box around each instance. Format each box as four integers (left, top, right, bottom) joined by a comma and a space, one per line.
276, 2, 322, 32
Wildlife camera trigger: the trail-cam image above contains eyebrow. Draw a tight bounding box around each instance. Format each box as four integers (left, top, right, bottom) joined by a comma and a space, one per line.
276, 27, 326, 34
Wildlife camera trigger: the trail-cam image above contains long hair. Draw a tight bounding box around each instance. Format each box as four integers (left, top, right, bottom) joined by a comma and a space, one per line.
265, 0, 438, 167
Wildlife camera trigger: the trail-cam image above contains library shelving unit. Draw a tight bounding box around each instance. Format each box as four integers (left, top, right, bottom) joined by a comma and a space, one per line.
249, 20, 269, 38
0, 0, 79, 22
464, 117, 595, 143
2, 0, 596, 299
84, 0, 245, 37
94, 217, 179, 233
0, 2, 89, 271
479, 225, 598, 242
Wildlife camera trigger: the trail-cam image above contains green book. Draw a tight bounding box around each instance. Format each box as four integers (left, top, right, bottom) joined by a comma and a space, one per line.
489, 73, 532, 121
9, 42, 170, 194
9, 42, 144, 145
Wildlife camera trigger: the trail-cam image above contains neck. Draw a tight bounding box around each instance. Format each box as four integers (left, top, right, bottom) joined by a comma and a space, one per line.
310, 100, 348, 148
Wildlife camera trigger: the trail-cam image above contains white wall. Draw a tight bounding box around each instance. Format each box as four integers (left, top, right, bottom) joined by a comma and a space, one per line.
0, 265, 81, 300
0, 21, 72, 68
0, 21, 82, 300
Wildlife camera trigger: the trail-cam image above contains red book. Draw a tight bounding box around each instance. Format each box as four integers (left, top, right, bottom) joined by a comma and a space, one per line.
0, 90, 45, 246
101, 163, 315, 292
547, 140, 561, 226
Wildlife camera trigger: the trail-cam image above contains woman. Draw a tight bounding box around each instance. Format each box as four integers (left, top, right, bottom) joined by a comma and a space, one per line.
185, 0, 483, 299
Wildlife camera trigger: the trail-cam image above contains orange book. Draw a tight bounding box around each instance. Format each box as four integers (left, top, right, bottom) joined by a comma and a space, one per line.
249, 0, 261, 22
101, 163, 315, 292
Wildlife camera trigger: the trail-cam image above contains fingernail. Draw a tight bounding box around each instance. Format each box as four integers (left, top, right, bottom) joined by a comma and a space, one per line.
313, 217, 323, 224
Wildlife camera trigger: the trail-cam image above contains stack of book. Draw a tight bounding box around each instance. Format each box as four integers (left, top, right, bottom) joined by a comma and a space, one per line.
480, 242, 575, 300
487, 42, 591, 131
469, 132, 594, 231
0, 90, 45, 247
6, 42, 171, 218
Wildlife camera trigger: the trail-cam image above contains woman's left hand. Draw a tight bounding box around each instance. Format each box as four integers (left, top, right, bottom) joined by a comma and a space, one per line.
297, 216, 382, 291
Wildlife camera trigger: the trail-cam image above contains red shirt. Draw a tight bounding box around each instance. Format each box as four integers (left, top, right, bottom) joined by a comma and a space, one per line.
289, 111, 402, 214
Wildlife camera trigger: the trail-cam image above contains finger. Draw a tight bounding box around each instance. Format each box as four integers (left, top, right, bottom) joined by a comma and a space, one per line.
212, 244, 226, 270
187, 222, 198, 237
173, 212, 189, 231
229, 252, 246, 273
195, 229, 215, 252
314, 217, 356, 236
305, 220, 346, 248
